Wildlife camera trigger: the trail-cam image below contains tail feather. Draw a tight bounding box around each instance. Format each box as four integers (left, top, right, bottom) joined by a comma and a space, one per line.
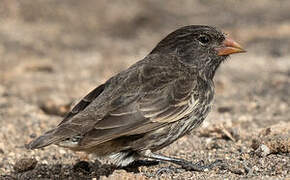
26, 129, 63, 149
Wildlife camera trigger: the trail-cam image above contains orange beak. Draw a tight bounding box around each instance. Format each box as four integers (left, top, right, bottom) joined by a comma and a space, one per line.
216, 37, 246, 56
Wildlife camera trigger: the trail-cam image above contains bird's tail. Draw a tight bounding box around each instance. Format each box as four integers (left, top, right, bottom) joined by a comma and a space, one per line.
26, 129, 63, 149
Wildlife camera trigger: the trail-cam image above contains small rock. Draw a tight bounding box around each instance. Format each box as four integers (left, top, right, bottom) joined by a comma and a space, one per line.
251, 138, 261, 150
218, 106, 232, 113
73, 161, 91, 174
39, 100, 71, 117
205, 138, 212, 145
25, 62, 54, 73
255, 144, 271, 157
14, 158, 37, 173
59, 149, 66, 154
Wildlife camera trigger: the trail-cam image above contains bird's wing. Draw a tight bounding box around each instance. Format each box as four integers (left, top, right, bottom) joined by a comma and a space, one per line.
59, 83, 106, 125
78, 77, 197, 148
78, 62, 197, 148
28, 54, 197, 149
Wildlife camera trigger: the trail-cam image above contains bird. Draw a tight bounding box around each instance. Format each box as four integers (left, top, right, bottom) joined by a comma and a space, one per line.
27, 25, 245, 171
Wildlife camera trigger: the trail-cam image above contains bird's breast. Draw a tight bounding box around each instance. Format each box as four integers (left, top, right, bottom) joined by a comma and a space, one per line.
184, 80, 215, 129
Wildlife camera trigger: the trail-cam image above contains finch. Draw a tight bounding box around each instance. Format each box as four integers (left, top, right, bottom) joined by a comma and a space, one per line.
27, 25, 245, 171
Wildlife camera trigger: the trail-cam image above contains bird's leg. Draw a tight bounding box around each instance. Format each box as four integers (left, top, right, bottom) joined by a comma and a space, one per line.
140, 150, 224, 172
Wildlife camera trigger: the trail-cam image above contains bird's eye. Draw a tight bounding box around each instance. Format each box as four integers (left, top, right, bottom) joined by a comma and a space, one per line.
197, 35, 211, 45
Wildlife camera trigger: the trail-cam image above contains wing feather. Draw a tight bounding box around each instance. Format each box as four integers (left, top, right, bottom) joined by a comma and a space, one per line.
59, 83, 106, 125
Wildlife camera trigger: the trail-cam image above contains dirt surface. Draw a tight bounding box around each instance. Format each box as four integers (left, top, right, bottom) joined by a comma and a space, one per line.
0, 0, 289, 179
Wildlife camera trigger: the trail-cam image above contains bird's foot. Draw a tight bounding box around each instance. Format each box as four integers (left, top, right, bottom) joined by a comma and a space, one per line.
140, 151, 226, 173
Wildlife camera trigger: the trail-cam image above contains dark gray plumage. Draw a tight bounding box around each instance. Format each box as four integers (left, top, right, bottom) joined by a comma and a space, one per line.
27, 25, 245, 169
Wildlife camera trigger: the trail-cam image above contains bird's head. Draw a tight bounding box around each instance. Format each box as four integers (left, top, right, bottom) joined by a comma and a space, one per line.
150, 25, 245, 79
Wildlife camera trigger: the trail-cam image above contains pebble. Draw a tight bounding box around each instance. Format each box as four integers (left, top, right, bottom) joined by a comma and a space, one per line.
256, 144, 271, 157
205, 138, 212, 145
14, 158, 38, 173
59, 149, 66, 154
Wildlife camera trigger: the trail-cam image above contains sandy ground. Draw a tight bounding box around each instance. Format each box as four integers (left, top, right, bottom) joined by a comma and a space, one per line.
0, 0, 289, 179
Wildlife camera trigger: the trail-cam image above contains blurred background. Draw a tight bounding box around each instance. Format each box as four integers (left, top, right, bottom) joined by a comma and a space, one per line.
0, 0, 289, 179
